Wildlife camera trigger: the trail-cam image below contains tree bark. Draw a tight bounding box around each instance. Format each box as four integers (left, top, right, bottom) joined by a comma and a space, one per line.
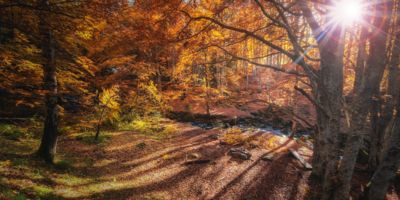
367, 102, 400, 200
369, 1, 400, 170
36, 0, 59, 164
315, 23, 345, 200
353, 26, 368, 94
334, 2, 392, 199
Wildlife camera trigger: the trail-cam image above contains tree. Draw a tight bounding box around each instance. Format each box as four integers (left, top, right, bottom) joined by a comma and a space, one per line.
36, 0, 59, 163
367, 91, 400, 200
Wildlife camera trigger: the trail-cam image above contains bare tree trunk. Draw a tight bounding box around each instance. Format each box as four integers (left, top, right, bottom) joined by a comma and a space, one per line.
367, 100, 400, 200
334, 2, 392, 199
37, 0, 59, 164
299, 2, 345, 188
353, 26, 368, 94
317, 27, 345, 200
204, 54, 211, 117
369, 2, 400, 170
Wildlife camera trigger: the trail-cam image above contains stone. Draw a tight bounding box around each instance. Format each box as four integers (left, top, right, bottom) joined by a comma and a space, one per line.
229, 147, 251, 160
220, 140, 228, 145
261, 154, 274, 161
209, 134, 219, 140
187, 153, 201, 160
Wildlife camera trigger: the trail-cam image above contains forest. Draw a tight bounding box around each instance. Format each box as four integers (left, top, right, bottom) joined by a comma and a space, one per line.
0, 0, 399, 199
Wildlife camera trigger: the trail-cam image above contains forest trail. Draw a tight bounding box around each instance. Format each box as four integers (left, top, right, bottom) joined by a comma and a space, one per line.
56, 122, 313, 200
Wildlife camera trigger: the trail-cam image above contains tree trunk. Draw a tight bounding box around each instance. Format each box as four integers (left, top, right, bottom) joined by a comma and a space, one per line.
368, 104, 400, 200
316, 26, 345, 200
334, 2, 392, 199
36, 0, 59, 164
353, 26, 368, 94
369, 2, 400, 170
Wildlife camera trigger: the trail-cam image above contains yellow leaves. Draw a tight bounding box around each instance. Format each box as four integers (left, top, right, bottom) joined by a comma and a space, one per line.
17, 60, 42, 73
175, 49, 193, 77
76, 30, 93, 40
210, 30, 224, 39
145, 81, 162, 103
264, 136, 279, 149
75, 16, 106, 40
152, 13, 163, 21
98, 86, 121, 123
222, 128, 247, 145
76, 56, 95, 76
100, 86, 120, 110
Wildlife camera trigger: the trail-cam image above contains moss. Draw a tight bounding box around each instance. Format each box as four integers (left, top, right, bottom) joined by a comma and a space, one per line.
12, 193, 28, 200
32, 185, 54, 198
52, 174, 92, 187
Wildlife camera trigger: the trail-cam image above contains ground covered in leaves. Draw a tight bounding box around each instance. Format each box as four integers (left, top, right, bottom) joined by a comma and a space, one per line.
0, 120, 398, 200
0, 119, 316, 200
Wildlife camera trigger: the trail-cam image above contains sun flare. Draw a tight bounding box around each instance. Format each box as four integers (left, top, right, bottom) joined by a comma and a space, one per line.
330, 0, 364, 26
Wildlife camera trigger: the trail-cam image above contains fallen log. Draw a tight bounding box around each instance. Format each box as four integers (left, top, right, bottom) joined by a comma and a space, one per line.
289, 148, 312, 170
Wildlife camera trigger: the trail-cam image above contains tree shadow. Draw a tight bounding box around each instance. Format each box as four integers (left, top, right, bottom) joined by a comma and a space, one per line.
209, 138, 296, 199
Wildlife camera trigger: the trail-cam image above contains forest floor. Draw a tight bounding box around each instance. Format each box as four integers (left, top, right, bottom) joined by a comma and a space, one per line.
1, 120, 399, 200
0, 121, 316, 200
0, 96, 399, 200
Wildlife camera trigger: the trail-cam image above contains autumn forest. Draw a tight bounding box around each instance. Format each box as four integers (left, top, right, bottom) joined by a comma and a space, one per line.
0, 0, 399, 199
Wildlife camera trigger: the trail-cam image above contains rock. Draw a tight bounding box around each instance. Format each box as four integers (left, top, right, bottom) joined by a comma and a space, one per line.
209, 134, 219, 140
135, 142, 146, 149
187, 153, 201, 160
261, 154, 274, 161
223, 123, 231, 128
229, 147, 251, 160
220, 140, 228, 145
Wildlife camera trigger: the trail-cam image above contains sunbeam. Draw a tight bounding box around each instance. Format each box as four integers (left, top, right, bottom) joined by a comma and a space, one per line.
329, 0, 365, 27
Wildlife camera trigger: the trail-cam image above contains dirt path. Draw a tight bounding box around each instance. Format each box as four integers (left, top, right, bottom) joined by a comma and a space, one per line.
59, 123, 313, 200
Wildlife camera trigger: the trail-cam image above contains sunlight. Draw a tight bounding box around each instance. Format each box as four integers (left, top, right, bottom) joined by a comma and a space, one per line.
329, 0, 364, 26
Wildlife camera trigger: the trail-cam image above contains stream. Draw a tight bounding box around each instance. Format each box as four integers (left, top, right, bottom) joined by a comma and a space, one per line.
190, 118, 311, 139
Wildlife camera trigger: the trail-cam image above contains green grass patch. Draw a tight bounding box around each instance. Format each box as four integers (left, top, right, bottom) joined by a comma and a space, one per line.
72, 132, 111, 145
